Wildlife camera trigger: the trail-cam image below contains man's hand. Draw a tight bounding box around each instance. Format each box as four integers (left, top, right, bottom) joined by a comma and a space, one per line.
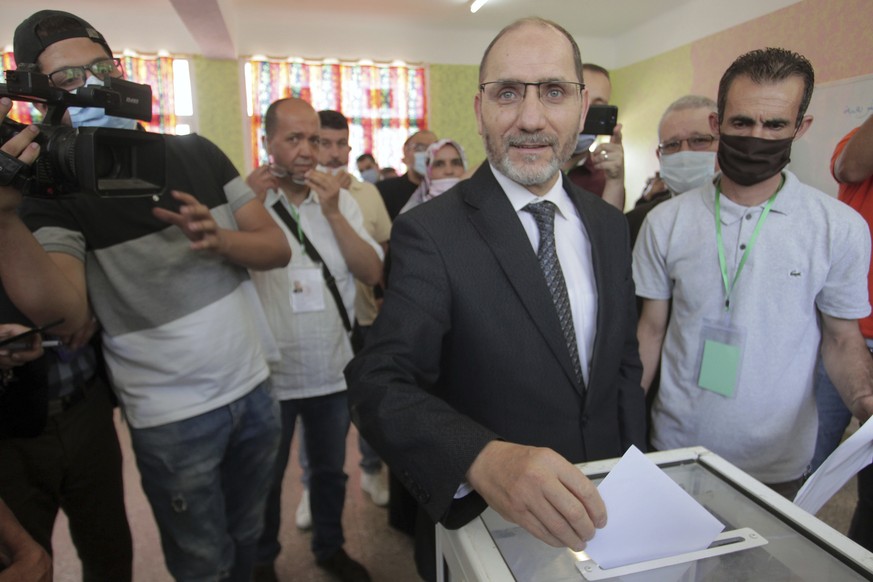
305, 168, 342, 217
0, 498, 51, 582
467, 440, 606, 551
592, 123, 624, 181
0, 98, 40, 214
60, 314, 100, 351
245, 165, 279, 202
334, 168, 352, 190
0, 324, 43, 368
152, 190, 226, 253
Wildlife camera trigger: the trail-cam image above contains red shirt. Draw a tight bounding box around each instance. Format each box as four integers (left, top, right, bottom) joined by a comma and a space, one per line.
832, 127, 873, 339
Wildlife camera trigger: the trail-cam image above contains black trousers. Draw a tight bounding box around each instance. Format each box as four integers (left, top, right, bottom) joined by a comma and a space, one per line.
850, 464, 873, 551
0, 377, 132, 581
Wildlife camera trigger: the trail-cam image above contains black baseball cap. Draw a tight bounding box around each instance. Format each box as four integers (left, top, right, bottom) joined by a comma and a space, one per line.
13, 10, 112, 67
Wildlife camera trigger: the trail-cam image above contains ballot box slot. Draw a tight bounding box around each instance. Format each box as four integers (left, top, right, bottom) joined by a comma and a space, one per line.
576, 527, 767, 581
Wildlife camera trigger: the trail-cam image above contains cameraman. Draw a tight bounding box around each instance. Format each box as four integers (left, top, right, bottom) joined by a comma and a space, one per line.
0, 10, 291, 582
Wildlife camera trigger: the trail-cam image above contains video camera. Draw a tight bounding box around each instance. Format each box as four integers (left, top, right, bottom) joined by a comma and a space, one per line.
0, 67, 165, 198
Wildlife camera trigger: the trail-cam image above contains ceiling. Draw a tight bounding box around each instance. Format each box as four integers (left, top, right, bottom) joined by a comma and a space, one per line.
2, 0, 802, 68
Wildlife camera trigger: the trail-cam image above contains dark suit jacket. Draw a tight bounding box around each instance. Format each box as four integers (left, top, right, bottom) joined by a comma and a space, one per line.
345, 163, 646, 531
376, 173, 418, 220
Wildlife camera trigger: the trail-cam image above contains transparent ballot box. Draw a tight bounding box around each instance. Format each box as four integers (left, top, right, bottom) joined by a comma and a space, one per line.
436, 447, 873, 581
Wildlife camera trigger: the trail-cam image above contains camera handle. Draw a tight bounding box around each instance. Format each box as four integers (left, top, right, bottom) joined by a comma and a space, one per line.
0, 149, 32, 189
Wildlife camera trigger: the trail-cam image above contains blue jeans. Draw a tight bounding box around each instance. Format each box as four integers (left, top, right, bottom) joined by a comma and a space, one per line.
259, 391, 350, 562
298, 429, 382, 487
811, 356, 853, 471
129, 381, 280, 582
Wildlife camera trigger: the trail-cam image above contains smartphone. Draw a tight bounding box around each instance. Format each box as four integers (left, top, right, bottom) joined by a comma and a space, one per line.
0, 319, 64, 351
582, 104, 618, 136
3, 339, 63, 351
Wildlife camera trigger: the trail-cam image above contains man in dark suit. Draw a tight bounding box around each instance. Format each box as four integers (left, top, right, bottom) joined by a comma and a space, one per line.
376, 130, 437, 220
345, 16, 646, 580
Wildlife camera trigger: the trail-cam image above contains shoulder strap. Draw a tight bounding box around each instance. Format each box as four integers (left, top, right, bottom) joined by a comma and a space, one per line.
271, 200, 352, 333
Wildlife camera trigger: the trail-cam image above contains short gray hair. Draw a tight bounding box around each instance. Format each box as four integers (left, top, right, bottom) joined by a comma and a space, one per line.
658, 95, 716, 135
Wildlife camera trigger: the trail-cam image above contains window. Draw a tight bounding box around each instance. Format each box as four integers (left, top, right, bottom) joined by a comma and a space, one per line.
1, 50, 193, 134
245, 58, 428, 174
119, 52, 194, 134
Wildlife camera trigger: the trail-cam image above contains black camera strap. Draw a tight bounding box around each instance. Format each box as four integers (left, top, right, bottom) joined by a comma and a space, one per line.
271, 200, 352, 333
0, 149, 32, 188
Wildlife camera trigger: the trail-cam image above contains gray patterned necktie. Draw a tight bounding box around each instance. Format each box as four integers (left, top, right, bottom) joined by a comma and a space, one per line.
524, 201, 584, 388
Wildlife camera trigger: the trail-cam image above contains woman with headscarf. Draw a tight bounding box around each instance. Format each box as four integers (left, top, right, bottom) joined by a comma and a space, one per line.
399, 138, 467, 214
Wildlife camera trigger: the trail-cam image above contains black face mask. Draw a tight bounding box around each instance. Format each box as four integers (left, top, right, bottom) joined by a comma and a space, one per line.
717, 133, 794, 186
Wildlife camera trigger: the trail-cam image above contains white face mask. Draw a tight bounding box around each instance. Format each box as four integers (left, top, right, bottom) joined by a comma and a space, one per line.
68, 76, 138, 130
426, 177, 460, 199
317, 165, 346, 177
659, 150, 717, 194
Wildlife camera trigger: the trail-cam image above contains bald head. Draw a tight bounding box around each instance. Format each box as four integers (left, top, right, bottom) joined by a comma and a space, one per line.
479, 17, 583, 84
264, 97, 318, 140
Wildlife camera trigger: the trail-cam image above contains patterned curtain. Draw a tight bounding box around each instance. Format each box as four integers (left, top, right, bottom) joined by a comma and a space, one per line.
246, 58, 428, 173
118, 54, 177, 133
1, 51, 178, 133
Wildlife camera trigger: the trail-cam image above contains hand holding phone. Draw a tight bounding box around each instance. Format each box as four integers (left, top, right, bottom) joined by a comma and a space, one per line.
0, 319, 64, 352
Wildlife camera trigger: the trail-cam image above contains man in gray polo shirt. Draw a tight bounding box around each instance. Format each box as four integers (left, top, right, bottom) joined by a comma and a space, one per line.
634, 47, 873, 498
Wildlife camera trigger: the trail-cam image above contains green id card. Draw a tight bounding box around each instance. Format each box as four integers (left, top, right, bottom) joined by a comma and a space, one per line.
696, 318, 746, 398
698, 340, 741, 397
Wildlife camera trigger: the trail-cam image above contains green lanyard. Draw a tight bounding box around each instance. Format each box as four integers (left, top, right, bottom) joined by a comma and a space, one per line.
714, 175, 784, 311
277, 193, 305, 244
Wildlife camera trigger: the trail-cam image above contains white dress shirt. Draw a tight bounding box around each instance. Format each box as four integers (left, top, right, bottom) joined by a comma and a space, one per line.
250, 187, 383, 400
492, 165, 598, 384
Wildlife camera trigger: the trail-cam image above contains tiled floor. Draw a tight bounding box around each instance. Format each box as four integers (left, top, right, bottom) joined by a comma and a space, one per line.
49, 413, 862, 581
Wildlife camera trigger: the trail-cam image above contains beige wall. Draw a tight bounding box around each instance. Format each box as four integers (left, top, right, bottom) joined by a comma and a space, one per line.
428, 64, 485, 170
610, 46, 694, 208
191, 57, 247, 173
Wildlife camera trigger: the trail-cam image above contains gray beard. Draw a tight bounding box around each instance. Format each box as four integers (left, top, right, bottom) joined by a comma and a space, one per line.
484, 131, 573, 187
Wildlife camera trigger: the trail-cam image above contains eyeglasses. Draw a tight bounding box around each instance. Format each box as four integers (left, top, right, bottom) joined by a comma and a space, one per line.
479, 81, 585, 108
657, 134, 717, 155
46, 58, 125, 91
407, 142, 430, 153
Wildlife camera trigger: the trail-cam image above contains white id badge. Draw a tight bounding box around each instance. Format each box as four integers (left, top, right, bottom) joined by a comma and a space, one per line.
696, 318, 747, 398
289, 266, 325, 313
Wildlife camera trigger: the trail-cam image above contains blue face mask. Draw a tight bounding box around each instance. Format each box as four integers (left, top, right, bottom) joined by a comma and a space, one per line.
413, 151, 428, 176
573, 133, 597, 156
360, 168, 379, 183
68, 76, 138, 130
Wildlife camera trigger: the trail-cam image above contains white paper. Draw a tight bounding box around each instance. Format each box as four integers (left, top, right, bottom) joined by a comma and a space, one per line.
794, 415, 873, 514
583, 446, 725, 570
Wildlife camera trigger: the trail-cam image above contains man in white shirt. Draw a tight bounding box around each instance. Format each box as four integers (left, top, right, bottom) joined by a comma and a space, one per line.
246, 98, 383, 582
634, 47, 873, 498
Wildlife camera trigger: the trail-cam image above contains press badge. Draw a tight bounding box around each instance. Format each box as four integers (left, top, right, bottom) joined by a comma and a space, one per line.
289, 266, 325, 313
696, 318, 747, 398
